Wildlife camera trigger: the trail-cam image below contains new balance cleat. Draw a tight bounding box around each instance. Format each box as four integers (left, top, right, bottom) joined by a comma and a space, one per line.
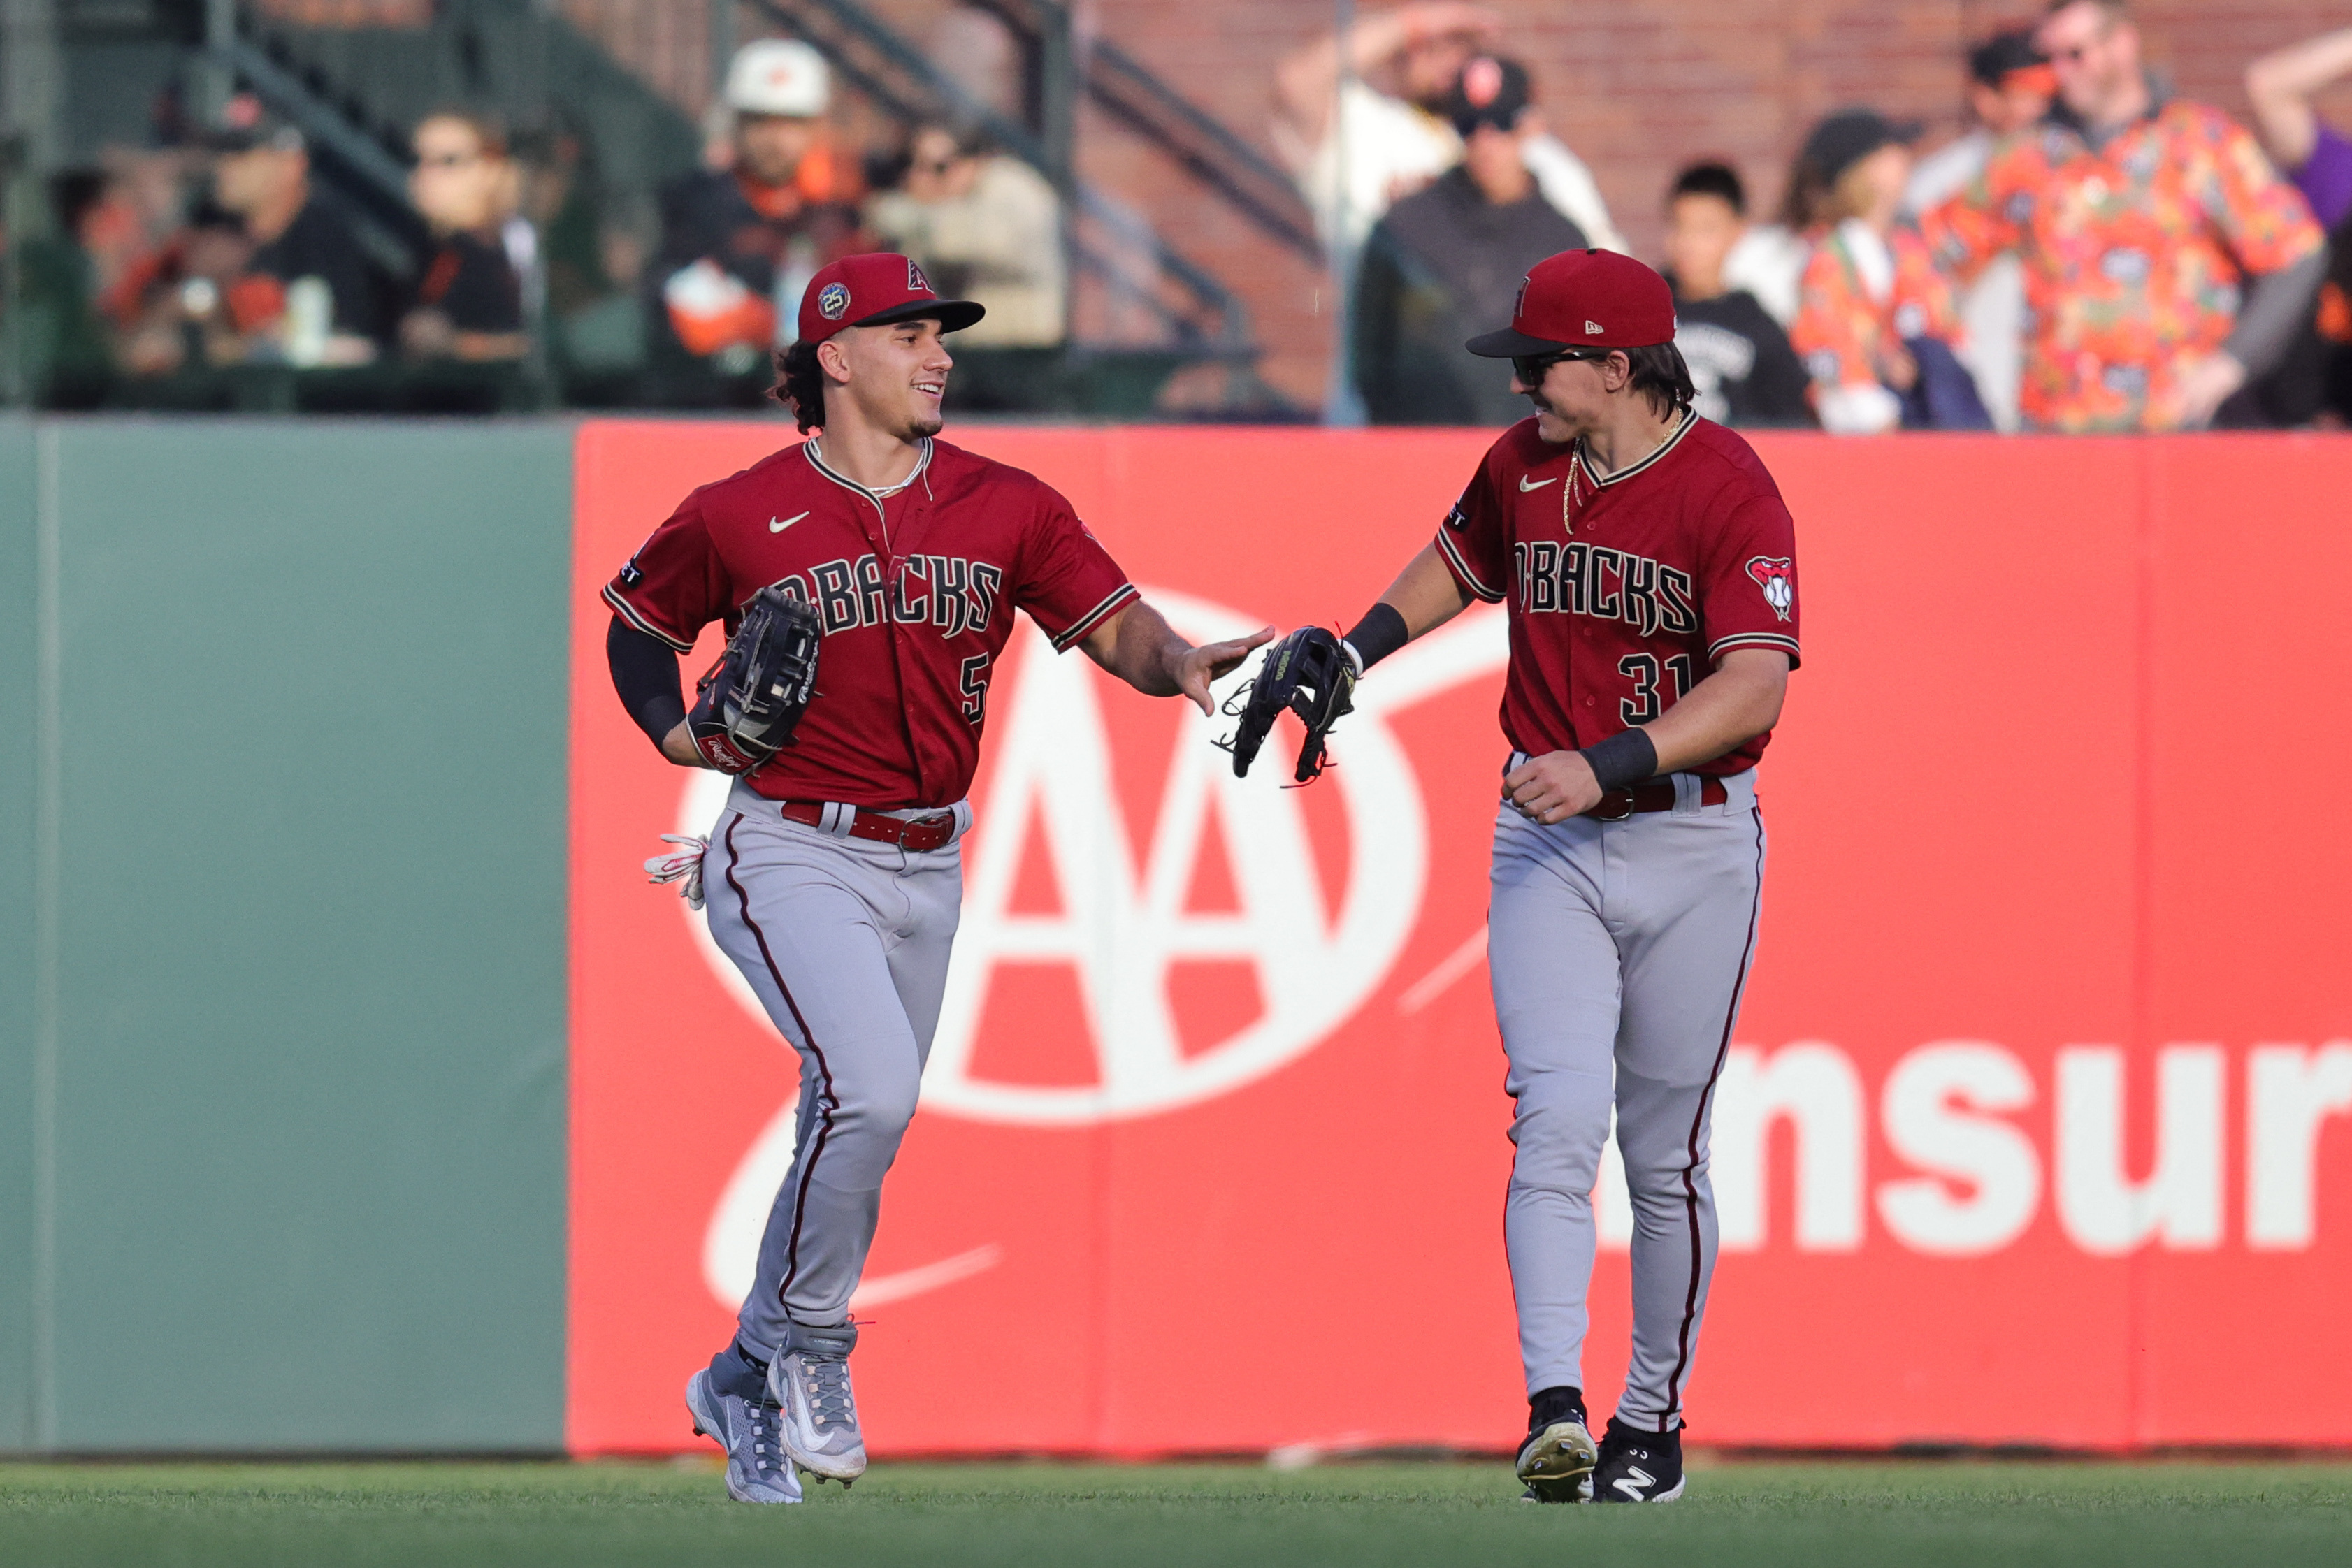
686, 1367, 803, 1504
771, 1318, 867, 1483
1591, 1415, 1685, 1502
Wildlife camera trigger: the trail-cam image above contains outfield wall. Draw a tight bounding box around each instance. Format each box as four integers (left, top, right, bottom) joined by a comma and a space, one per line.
5, 417, 2351, 1453
0, 418, 573, 1452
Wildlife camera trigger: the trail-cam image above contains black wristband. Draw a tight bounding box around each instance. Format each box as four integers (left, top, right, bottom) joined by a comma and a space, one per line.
1580, 727, 1659, 792
1342, 602, 1409, 671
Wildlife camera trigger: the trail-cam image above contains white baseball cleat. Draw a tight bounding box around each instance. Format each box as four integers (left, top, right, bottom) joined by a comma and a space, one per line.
686, 1367, 803, 1504
770, 1319, 867, 1483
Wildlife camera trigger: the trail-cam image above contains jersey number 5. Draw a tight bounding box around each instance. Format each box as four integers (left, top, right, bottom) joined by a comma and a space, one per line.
1618, 653, 1696, 725
959, 654, 993, 725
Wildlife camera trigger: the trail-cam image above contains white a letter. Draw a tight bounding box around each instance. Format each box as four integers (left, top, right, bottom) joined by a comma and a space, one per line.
2247, 1043, 2352, 1250
1713, 1043, 1866, 1251
2054, 1045, 2224, 1254
1876, 1042, 2040, 1256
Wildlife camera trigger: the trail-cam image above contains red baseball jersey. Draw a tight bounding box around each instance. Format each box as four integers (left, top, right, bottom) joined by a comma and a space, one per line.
604, 437, 1137, 808
1433, 411, 1800, 775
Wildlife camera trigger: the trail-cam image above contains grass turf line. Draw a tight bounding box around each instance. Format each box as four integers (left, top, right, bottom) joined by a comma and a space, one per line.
3, 1459, 2350, 1567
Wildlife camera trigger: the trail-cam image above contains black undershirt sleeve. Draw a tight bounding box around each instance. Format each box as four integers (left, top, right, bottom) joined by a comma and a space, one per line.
607, 615, 688, 748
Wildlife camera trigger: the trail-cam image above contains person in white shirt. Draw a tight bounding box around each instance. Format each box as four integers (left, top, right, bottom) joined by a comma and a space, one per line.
1900, 29, 2056, 431
1270, 2, 1624, 256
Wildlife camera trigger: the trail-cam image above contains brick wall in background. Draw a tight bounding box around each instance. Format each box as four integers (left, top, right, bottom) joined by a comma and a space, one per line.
572, 1, 2352, 409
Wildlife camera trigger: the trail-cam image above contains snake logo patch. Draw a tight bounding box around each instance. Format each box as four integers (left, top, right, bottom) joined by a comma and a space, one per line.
1746, 556, 1795, 622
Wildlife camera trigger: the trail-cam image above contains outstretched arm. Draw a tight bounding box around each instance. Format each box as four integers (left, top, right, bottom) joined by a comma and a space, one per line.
2246, 27, 2352, 171
1081, 600, 1275, 714
1348, 542, 1478, 664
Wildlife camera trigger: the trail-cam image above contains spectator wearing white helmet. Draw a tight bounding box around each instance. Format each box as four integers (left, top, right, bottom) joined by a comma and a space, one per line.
648, 38, 867, 391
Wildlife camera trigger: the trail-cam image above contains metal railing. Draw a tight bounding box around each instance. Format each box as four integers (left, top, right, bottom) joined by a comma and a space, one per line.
967, 0, 1320, 263
753, 0, 1257, 352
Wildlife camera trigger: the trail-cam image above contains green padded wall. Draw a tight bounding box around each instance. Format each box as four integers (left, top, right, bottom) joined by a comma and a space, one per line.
0, 418, 37, 1448
15, 419, 573, 1451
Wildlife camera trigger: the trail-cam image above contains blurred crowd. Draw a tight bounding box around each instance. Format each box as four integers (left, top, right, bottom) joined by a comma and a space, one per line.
6, 0, 2349, 431
4, 34, 1069, 412
1291, 0, 2352, 434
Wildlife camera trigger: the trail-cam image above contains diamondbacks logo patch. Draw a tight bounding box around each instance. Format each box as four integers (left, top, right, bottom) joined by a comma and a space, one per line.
1746, 556, 1796, 622
817, 282, 850, 321
907, 259, 932, 294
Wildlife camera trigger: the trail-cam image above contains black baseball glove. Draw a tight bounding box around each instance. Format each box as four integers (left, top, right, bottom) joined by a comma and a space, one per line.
687, 585, 823, 774
1219, 625, 1355, 783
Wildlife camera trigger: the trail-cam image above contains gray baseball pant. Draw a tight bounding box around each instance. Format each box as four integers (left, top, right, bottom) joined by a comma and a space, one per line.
701, 783, 969, 1360
1487, 765, 1766, 1432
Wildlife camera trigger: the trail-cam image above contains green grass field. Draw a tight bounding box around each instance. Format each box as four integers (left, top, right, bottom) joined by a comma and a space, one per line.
4, 1457, 2349, 1567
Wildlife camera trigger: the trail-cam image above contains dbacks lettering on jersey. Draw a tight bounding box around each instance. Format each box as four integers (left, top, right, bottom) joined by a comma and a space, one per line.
1511, 540, 1698, 638
778, 553, 1004, 637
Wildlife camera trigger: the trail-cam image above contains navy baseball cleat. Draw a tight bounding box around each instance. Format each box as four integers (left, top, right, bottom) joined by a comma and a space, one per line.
1591, 1415, 1685, 1502
1514, 1386, 1599, 1504
686, 1367, 803, 1504
772, 1318, 867, 1484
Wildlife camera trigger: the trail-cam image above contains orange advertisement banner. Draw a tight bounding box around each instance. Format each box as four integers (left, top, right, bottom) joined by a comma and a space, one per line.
568, 425, 2352, 1454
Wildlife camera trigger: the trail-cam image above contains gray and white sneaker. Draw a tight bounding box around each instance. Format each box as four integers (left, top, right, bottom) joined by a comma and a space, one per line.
686, 1367, 803, 1504
770, 1319, 867, 1483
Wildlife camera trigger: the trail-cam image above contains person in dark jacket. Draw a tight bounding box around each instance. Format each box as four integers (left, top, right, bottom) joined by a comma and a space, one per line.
1660, 162, 1814, 427
401, 110, 527, 361
1352, 55, 1587, 426
207, 101, 382, 362
647, 38, 864, 382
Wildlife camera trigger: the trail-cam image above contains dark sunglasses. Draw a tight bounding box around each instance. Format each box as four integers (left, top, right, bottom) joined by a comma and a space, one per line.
1512, 349, 1612, 383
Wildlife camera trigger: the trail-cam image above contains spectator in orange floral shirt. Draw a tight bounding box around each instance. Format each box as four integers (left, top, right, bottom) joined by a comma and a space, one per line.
1917, 0, 2325, 432
1790, 110, 1989, 433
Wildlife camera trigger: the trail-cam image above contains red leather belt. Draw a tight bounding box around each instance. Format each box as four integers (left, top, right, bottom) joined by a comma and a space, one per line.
1587, 776, 1729, 821
777, 801, 958, 852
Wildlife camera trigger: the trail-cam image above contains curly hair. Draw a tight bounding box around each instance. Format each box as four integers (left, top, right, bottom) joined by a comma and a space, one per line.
772, 340, 826, 433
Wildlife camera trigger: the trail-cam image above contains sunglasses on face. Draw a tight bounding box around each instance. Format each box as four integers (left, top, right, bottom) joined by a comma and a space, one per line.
1513, 349, 1610, 383
2045, 21, 2109, 64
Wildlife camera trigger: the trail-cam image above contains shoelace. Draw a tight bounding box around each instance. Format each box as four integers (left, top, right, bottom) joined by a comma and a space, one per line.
797, 1353, 856, 1432
744, 1400, 786, 1477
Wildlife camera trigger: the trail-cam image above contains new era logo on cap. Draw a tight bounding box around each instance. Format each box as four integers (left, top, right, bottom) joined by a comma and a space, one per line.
1464, 249, 1677, 358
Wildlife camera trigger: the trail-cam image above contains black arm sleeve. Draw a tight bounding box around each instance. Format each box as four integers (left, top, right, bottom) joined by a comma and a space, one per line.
608, 615, 688, 748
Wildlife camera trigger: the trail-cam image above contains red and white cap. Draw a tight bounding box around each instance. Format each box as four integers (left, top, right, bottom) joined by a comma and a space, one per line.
796, 252, 986, 347
1466, 248, 1678, 356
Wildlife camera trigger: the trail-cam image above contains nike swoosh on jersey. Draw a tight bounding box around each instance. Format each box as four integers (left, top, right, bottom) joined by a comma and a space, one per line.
770, 511, 810, 532
1518, 476, 1559, 492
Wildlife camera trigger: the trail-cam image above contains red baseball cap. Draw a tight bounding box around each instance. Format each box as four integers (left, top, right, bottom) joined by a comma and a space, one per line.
796, 252, 984, 347
1466, 249, 1678, 356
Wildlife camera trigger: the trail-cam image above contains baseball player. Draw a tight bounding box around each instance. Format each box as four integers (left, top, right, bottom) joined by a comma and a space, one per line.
605, 252, 1270, 1504
1260, 249, 1796, 1501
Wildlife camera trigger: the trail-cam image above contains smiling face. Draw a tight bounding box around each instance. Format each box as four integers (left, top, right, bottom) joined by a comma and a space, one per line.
1512, 351, 1617, 443
820, 317, 954, 440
